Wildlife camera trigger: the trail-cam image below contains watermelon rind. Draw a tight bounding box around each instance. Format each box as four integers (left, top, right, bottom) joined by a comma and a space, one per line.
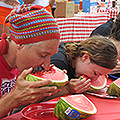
26, 66, 68, 90
53, 94, 97, 120
106, 80, 120, 97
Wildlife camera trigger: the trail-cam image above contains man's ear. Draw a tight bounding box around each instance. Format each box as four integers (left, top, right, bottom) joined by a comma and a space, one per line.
17, 44, 24, 50
81, 53, 90, 63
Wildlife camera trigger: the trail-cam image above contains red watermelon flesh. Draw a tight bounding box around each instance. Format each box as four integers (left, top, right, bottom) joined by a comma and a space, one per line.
114, 78, 120, 86
53, 94, 97, 119
31, 66, 66, 81
91, 75, 107, 87
79, 75, 107, 91
26, 66, 68, 90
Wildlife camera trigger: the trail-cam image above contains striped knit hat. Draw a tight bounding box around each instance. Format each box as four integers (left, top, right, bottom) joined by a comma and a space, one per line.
0, 4, 60, 54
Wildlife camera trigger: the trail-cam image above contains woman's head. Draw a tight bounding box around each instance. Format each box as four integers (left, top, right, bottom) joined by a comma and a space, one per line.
65, 35, 118, 70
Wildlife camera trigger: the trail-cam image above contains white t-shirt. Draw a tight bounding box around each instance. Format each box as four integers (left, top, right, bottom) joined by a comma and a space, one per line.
32, 0, 49, 7
0, 1, 13, 8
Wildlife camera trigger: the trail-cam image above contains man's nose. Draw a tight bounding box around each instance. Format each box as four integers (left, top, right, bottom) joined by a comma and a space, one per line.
41, 57, 51, 71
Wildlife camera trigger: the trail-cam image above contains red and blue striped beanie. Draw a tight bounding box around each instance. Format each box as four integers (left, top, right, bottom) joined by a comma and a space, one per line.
0, 4, 60, 54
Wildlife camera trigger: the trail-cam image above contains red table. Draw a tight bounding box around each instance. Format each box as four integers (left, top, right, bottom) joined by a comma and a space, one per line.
56, 12, 109, 43
1, 78, 120, 120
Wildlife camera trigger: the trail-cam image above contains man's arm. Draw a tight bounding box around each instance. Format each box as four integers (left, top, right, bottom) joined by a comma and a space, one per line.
0, 90, 19, 118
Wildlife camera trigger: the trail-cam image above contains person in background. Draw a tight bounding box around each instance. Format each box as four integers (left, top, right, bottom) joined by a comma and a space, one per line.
89, 12, 120, 78
23, 0, 55, 15
0, 0, 20, 36
90, 18, 115, 37
90, 12, 120, 37
0, 4, 60, 118
0, 0, 24, 36
109, 15, 120, 60
49, 0, 56, 16
49, 0, 55, 8
108, 15, 120, 76
41, 35, 118, 101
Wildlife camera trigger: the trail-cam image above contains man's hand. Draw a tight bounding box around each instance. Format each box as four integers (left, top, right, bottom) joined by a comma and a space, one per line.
12, 67, 57, 105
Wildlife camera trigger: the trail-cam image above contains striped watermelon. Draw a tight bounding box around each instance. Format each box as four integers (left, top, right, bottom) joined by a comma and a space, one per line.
79, 75, 107, 92
106, 78, 120, 97
53, 94, 97, 120
26, 66, 68, 90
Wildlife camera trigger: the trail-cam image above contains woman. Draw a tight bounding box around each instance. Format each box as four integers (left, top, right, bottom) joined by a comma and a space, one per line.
41, 35, 118, 100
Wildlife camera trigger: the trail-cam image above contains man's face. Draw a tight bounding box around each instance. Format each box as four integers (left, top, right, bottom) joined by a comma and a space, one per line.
15, 39, 59, 72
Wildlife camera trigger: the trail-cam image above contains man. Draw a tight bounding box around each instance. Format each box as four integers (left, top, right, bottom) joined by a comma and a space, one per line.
0, 4, 60, 118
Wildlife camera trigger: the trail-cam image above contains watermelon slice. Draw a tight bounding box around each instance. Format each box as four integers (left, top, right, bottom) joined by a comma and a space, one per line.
106, 78, 120, 97
26, 66, 68, 90
79, 75, 107, 92
53, 94, 97, 119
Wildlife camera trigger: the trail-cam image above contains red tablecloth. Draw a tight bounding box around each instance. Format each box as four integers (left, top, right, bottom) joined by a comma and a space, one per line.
1, 78, 120, 120
56, 12, 109, 42
97, 8, 119, 19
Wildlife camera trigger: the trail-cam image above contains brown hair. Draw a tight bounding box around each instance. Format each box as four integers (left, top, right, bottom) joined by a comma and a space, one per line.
65, 35, 117, 69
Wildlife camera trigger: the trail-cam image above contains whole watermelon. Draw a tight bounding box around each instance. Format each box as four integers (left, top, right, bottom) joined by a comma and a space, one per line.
26, 66, 68, 91
53, 94, 97, 120
106, 78, 120, 97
